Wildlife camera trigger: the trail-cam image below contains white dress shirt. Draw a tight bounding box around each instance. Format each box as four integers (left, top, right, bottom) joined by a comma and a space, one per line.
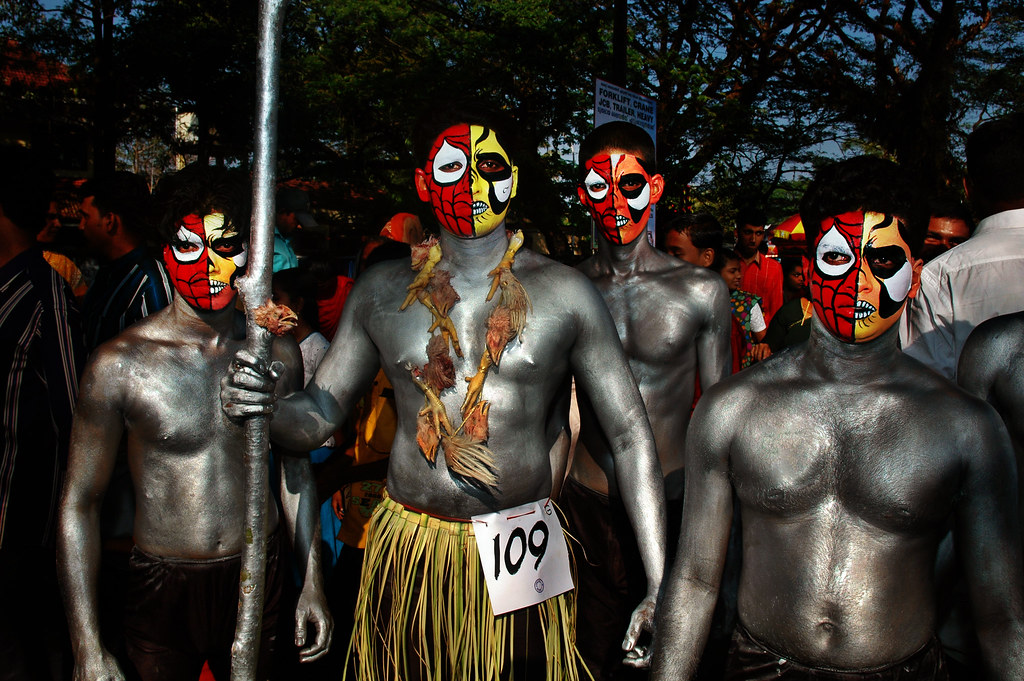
900, 207, 1024, 379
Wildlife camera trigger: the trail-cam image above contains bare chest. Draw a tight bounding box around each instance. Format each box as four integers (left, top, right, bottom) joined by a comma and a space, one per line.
597, 281, 703, 367
731, 399, 961, 533
121, 344, 242, 454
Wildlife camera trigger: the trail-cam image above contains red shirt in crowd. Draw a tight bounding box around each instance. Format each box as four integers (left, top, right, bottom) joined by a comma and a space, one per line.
739, 253, 782, 324
317, 275, 354, 341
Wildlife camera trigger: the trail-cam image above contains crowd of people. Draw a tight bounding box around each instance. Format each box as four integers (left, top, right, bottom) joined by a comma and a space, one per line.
1, 104, 1023, 681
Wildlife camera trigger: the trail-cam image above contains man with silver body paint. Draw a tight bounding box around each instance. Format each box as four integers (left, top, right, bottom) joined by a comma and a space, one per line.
958, 311, 1024, 543
650, 156, 1024, 681
58, 165, 332, 681
221, 106, 666, 679
564, 121, 732, 678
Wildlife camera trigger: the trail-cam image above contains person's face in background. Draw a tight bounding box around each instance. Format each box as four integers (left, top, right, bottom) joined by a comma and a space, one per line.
784, 262, 806, 296
920, 215, 970, 263
666, 229, 699, 264
719, 258, 743, 291
78, 196, 110, 253
38, 201, 61, 243
735, 223, 764, 258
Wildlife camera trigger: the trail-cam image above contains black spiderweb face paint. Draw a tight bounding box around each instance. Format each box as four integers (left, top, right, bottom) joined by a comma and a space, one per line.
424, 124, 473, 237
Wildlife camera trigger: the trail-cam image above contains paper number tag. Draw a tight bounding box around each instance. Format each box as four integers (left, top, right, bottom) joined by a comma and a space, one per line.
472, 499, 574, 616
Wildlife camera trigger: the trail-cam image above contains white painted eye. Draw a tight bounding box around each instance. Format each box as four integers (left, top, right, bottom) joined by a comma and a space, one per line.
881, 259, 913, 301
432, 140, 468, 184
815, 226, 855, 277
584, 168, 609, 200
233, 242, 248, 268
626, 183, 651, 211
171, 226, 204, 263
492, 176, 513, 203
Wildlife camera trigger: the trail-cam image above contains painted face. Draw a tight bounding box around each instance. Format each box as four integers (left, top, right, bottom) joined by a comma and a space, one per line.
416, 124, 517, 237
162, 212, 247, 311
579, 153, 660, 245
810, 211, 918, 343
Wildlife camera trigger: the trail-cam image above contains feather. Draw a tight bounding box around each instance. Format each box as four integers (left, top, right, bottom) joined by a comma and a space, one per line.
443, 433, 498, 491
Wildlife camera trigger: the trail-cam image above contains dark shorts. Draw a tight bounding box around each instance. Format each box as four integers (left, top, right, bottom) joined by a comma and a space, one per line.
123, 532, 283, 681
560, 477, 684, 681
724, 624, 949, 681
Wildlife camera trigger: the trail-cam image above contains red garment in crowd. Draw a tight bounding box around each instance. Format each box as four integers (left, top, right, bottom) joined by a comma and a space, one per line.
317, 275, 354, 341
729, 316, 745, 375
739, 253, 782, 324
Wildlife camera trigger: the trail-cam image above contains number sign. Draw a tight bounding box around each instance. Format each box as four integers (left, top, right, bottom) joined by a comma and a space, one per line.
472, 499, 574, 615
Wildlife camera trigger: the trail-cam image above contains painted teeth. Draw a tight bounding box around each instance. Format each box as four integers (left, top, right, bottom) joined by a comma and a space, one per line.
853, 300, 876, 320
209, 281, 226, 294
472, 201, 488, 216
615, 215, 628, 227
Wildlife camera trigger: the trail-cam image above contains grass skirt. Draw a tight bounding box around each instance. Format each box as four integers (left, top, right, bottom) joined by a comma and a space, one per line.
346, 491, 585, 681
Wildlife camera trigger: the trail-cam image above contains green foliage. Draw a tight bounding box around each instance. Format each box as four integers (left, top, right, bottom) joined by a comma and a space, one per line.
5, 0, 1023, 249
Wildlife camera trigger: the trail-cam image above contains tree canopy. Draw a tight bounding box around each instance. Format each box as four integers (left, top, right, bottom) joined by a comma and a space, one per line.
2, 0, 1021, 250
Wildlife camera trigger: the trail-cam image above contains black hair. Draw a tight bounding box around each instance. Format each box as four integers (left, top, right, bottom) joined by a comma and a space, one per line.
712, 247, 742, 273
272, 267, 320, 331
966, 112, 1024, 207
799, 156, 926, 258
927, 195, 976, 236
659, 210, 723, 252
780, 255, 804, 276
79, 171, 153, 237
0, 146, 54, 234
153, 163, 252, 244
577, 121, 656, 182
735, 206, 767, 228
412, 100, 520, 168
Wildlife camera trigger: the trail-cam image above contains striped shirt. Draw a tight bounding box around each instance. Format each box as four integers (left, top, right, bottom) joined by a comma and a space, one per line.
0, 247, 84, 548
81, 247, 173, 352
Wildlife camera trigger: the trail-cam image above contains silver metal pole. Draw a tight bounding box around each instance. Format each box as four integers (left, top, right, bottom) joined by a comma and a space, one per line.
230, 0, 289, 678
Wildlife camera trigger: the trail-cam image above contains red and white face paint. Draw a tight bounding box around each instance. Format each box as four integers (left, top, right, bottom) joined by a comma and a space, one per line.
810, 211, 918, 343
578, 153, 662, 245
162, 212, 247, 311
416, 124, 517, 238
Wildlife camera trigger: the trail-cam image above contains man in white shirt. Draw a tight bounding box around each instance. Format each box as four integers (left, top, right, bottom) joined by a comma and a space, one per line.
900, 112, 1024, 379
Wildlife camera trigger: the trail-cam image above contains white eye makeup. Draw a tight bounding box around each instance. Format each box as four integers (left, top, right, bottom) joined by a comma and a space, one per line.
432, 140, 468, 185
815, 226, 855, 277
584, 168, 609, 201
626, 182, 651, 211
171, 226, 204, 263
882, 259, 913, 301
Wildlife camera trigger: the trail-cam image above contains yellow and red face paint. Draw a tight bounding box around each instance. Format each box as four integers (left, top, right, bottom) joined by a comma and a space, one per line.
417, 124, 517, 238
810, 211, 918, 343
578, 153, 659, 245
162, 212, 246, 311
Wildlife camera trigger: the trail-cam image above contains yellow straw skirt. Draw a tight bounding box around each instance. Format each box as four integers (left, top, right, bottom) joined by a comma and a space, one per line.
345, 491, 587, 681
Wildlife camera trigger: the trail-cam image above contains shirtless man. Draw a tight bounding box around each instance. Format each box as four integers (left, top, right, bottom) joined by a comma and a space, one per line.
563, 121, 731, 679
59, 165, 332, 681
958, 311, 1024, 536
221, 106, 666, 680
650, 156, 1024, 680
